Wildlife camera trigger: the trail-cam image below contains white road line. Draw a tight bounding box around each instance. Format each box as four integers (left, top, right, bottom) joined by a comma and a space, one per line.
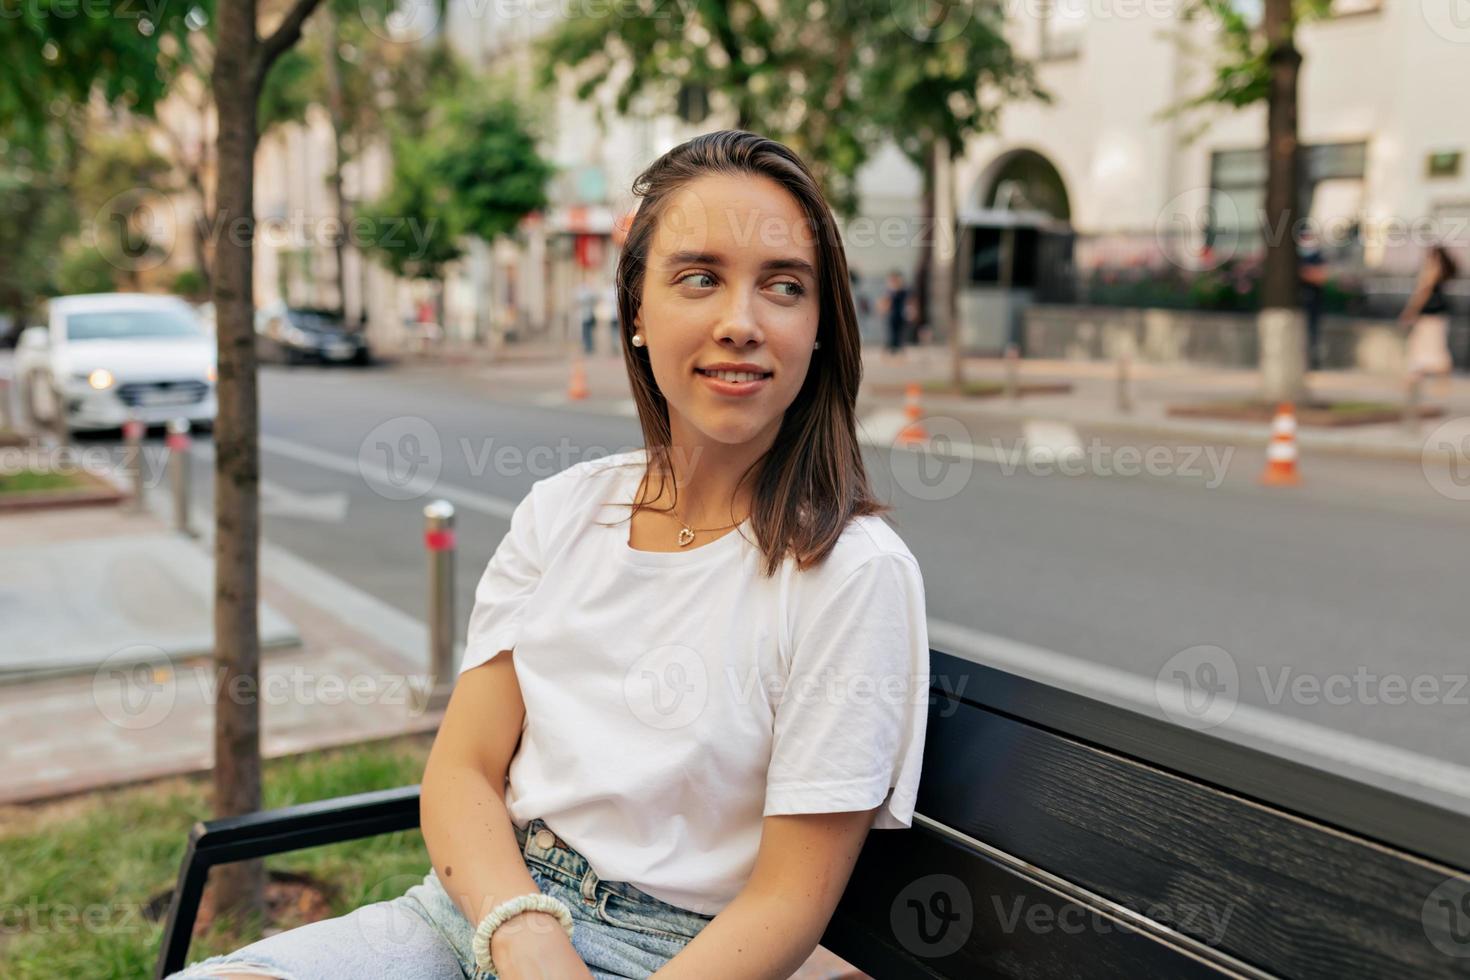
259, 542, 433, 670
258, 433, 517, 520
928, 618, 1470, 807
260, 478, 350, 522
1022, 419, 1083, 464
857, 409, 1014, 465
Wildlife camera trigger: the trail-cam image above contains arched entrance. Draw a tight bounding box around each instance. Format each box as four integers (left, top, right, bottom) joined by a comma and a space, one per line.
978, 149, 1071, 221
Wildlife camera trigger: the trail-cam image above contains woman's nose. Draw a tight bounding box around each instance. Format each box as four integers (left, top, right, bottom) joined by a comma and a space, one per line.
714, 290, 761, 347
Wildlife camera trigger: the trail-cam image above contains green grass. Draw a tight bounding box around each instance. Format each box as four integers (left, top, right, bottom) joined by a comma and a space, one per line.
0, 735, 434, 978
1320, 401, 1400, 414
0, 469, 83, 495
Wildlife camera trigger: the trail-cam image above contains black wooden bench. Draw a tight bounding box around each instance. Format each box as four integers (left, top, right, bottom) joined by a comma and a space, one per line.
157, 650, 1470, 978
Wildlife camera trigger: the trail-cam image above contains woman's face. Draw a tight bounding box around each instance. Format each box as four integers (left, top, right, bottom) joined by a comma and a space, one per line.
634, 173, 820, 451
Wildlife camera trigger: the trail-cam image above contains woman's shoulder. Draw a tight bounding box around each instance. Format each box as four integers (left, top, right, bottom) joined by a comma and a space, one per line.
533, 448, 643, 493
789, 512, 922, 600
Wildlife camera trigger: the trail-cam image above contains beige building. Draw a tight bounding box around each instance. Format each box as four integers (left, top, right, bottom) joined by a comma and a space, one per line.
954, 0, 1470, 273
176, 1, 1469, 356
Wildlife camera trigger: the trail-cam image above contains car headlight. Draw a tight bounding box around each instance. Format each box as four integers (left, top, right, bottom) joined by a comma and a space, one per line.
87, 368, 115, 390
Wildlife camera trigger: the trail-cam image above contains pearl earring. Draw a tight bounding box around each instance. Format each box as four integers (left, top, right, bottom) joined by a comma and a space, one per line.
813, 340, 820, 349
631, 333, 645, 348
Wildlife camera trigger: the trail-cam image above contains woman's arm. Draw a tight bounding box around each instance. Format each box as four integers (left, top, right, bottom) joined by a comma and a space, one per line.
1398, 262, 1438, 326
651, 808, 880, 980
421, 653, 592, 977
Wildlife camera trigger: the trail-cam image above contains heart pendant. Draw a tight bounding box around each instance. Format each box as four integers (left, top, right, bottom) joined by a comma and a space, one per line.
677, 527, 695, 547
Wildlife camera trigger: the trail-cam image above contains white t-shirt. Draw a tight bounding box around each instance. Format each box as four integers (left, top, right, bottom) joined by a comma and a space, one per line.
458, 448, 930, 916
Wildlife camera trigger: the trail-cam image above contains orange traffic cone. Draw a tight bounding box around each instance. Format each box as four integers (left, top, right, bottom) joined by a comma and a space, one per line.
1260, 402, 1301, 486
567, 359, 589, 401
895, 382, 928, 446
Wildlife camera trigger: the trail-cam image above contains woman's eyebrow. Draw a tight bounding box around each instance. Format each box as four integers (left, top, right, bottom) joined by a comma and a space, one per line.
662, 250, 816, 276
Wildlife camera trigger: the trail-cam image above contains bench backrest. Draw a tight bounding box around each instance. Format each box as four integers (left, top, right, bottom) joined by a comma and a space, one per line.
818, 652, 1470, 978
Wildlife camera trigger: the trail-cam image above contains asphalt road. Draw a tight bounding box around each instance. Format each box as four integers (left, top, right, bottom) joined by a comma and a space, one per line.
16, 355, 1470, 812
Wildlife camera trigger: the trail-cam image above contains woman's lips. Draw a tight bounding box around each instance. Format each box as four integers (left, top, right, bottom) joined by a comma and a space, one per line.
696, 368, 771, 397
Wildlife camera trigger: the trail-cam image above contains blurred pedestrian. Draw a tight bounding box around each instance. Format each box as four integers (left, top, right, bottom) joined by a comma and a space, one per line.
603, 283, 620, 346
879, 270, 909, 356
1398, 244, 1459, 395
1299, 228, 1328, 371
576, 281, 598, 355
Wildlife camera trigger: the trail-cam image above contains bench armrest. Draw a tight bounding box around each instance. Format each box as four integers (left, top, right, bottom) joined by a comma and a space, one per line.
155, 785, 421, 979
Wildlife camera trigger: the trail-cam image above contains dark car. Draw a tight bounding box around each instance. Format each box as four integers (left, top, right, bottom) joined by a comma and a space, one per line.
254, 302, 372, 366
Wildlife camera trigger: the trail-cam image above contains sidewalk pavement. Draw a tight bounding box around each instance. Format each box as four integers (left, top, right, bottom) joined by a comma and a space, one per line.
0, 507, 299, 682
450, 340, 1470, 461
0, 502, 444, 806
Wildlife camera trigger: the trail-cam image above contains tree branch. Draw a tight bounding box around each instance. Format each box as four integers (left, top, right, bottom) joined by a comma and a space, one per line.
252, 0, 326, 92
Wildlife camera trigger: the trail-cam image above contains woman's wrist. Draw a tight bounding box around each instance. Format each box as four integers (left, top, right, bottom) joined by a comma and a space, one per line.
491, 909, 565, 951
473, 894, 576, 973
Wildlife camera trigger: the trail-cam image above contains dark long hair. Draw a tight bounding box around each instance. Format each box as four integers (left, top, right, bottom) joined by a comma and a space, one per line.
611, 129, 889, 577
1431, 245, 1459, 284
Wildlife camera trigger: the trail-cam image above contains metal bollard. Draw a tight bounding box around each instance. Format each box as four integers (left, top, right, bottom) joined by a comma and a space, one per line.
1117, 351, 1133, 414
123, 414, 146, 513
166, 418, 193, 536
50, 381, 71, 462
1403, 374, 1423, 432
1004, 343, 1020, 401
423, 500, 456, 713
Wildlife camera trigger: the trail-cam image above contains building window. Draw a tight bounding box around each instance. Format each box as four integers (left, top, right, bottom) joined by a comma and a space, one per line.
1427, 151, 1463, 180
1208, 142, 1367, 258
1038, 0, 1084, 60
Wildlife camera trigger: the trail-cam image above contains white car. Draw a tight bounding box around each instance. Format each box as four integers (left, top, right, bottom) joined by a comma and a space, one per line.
15, 293, 217, 433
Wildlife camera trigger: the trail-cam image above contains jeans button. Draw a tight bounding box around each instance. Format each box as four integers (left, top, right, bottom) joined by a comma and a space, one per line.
534, 829, 556, 849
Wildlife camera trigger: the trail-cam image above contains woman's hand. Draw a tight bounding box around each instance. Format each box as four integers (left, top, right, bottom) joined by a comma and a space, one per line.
489, 910, 596, 980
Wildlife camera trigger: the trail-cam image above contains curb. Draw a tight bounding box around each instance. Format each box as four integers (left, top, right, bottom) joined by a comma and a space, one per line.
857, 395, 1452, 463
0, 723, 443, 808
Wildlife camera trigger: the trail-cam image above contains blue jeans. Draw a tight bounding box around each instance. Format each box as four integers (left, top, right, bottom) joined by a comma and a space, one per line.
169, 817, 716, 979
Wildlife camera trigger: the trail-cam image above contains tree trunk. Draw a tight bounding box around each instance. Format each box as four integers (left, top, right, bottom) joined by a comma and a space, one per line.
914, 148, 933, 352
209, 0, 265, 928
1259, 0, 1307, 403
929, 137, 962, 390
322, 1, 350, 316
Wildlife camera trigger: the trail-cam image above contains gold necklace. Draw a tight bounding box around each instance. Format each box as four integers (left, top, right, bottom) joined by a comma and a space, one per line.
668, 504, 745, 547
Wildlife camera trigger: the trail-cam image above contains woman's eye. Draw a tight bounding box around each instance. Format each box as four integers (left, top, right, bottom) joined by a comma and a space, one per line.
678, 272, 716, 289
772, 281, 806, 298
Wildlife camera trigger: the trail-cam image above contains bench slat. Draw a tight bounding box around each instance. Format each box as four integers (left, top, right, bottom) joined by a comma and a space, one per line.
915, 691, 1468, 978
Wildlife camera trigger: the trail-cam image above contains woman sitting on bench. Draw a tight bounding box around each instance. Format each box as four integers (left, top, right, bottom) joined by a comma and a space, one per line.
171, 129, 930, 980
